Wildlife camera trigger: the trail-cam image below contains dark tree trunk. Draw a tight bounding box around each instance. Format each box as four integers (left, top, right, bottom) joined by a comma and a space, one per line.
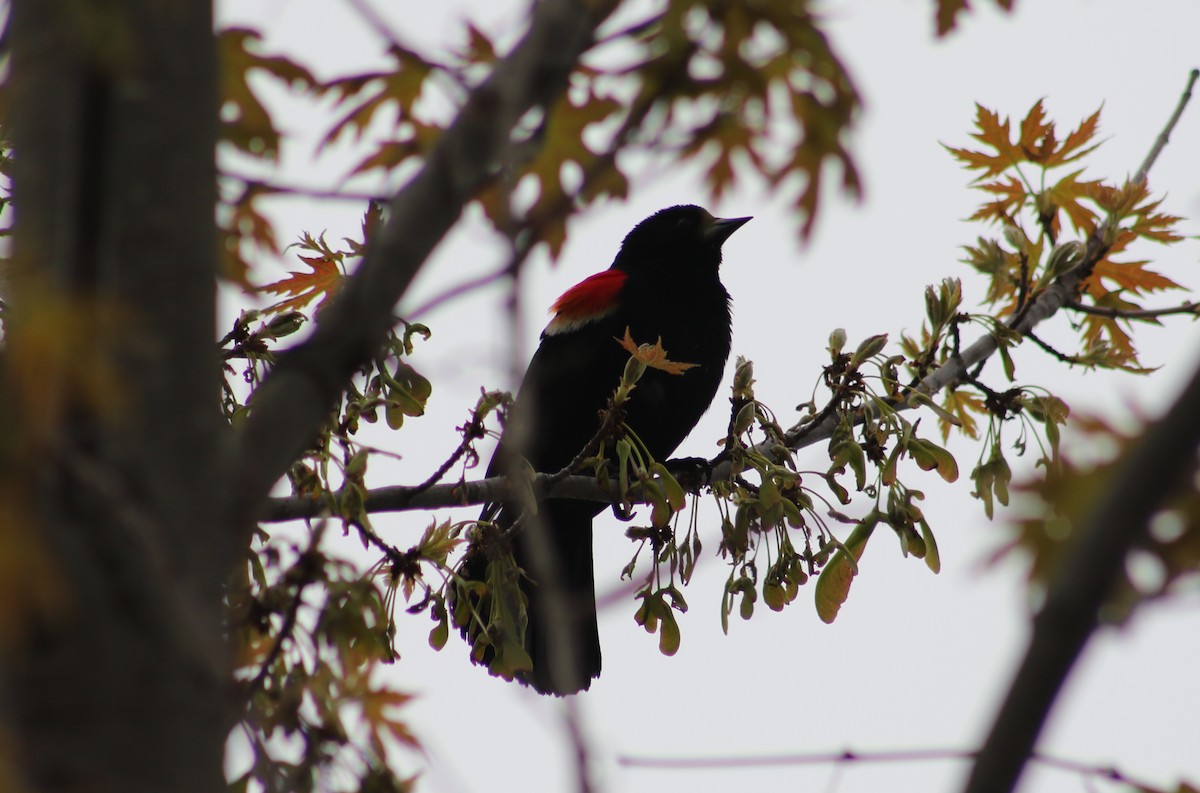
4, 1, 232, 790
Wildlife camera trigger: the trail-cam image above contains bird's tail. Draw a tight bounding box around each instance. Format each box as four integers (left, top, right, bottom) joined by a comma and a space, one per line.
516, 499, 601, 695
455, 499, 601, 696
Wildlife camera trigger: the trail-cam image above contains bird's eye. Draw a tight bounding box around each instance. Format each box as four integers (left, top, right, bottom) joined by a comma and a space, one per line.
676, 216, 695, 230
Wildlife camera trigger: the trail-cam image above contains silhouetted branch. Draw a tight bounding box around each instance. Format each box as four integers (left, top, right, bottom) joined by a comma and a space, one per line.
221, 174, 388, 203
617, 746, 1156, 789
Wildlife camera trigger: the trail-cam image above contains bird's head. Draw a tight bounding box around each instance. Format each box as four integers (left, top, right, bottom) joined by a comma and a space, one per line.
614, 204, 751, 276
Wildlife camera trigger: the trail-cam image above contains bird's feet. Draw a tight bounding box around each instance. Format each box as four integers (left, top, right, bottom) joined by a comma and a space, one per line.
664, 454, 720, 492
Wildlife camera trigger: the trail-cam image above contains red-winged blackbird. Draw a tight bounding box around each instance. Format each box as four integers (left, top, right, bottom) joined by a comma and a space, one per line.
459, 205, 750, 695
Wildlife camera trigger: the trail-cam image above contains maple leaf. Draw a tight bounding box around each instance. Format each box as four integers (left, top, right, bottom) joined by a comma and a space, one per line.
1088, 259, 1182, 296
1044, 107, 1103, 166
969, 177, 1027, 224
1079, 316, 1143, 369
218, 28, 318, 158
1042, 170, 1103, 235
617, 329, 698, 375
949, 101, 1104, 180
1129, 197, 1185, 244
935, 0, 969, 36
415, 520, 463, 567
361, 687, 420, 757
321, 46, 435, 148
940, 388, 985, 442
1017, 99, 1057, 163
682, 113, 767, 204
459, 23, 496, 65
476, 85, 623, 261
259, 255, 344, 314
944, 104, 1022, 178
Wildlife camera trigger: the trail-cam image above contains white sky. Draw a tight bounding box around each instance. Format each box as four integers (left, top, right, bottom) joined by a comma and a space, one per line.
218, 2, 1200, 792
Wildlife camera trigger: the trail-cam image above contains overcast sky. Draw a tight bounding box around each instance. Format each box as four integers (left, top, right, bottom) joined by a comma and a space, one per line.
219, 2, 1200, 792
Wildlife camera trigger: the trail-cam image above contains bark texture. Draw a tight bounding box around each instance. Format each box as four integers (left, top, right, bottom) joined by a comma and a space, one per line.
5, 1, 229, 790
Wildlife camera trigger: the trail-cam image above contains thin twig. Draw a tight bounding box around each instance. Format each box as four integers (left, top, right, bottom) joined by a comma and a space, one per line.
619, 747, 976, 769
1024, 330, 1080, 364
405, 410, 490, 502
565, 700, 596, 793
341, 0, 443, 72
222, 175, 388, 204
616, 746, 1157, 790
404, 263, 515, 319
1065, 298, 1200, 320
1132, 68, 1199, 184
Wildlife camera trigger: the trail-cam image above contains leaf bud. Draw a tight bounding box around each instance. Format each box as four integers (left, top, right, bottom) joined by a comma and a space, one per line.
733, 357, 754, 394
264, 311, 307, 339
1002, 224, 1028, 253
1046, 241, 1084, 278
850, 333, 889, 368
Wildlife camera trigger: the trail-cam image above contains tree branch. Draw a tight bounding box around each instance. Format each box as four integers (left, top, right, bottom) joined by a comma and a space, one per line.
229, 0, 619, 527
1132, 68, 1199, 184
256, 210, 1165, 524
1064, 298, 1200, 320
617, 746, 1156, 789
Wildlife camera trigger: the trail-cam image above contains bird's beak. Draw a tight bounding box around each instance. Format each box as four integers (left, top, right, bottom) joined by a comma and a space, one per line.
705, 215, 752, 245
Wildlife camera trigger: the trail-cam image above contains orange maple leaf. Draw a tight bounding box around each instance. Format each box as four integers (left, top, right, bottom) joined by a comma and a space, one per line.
259, 255, 344, 313
1088, 259, 1182, 296
945, 104, 1021, 178
1043, 170, 1104, 235
1044, 107, 1103, 166
616, 328, 698, 376
1017, 99, 1057, 162
1129, 197, 1184, 244
969, 177, 1027, 224
948, 102, 1104, 179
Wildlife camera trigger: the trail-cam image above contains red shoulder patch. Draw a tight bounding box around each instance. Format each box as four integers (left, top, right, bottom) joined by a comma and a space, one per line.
545, 269, 626, 335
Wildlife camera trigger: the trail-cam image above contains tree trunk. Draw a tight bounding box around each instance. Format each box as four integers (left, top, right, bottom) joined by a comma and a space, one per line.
4, 1, 231, 790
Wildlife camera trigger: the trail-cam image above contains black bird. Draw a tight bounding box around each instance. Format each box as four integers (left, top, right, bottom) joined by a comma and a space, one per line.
458, 205, 750, 695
